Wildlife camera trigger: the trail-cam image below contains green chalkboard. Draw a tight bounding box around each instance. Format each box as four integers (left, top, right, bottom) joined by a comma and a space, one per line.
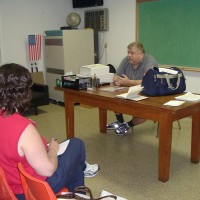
138, 0, 200, 69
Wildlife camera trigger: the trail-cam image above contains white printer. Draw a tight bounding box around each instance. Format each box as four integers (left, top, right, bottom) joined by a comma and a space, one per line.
79, 64, 114, 84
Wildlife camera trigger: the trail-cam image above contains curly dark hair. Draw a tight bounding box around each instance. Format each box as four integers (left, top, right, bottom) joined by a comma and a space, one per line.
0, 63, 32, 115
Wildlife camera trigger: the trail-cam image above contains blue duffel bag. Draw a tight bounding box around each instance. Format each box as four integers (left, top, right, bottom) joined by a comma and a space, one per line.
141, 67, 186, 96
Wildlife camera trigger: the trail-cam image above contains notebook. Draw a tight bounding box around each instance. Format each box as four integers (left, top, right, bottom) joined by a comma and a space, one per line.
47, 140, 70, 155
57, 140, 70, 155
115, 85, 148, 101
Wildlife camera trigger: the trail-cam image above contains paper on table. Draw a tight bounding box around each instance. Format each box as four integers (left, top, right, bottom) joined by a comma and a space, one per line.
116, 93, 148, 101
164, 100, 185, 106
115, 85, 147, 101
175, 92, 200, 102
100, 190, 127, 200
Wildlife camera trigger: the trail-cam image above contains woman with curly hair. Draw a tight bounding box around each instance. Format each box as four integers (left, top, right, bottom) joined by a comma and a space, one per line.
0, 63, 99, 200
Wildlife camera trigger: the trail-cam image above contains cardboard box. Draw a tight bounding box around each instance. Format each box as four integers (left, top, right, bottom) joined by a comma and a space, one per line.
31, 71, 45, 84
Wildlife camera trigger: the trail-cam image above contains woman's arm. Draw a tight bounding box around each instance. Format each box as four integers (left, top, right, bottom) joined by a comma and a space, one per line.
18, 123, 59, 177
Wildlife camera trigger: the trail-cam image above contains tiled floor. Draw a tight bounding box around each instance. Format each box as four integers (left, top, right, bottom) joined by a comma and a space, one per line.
30, 104, 200, 200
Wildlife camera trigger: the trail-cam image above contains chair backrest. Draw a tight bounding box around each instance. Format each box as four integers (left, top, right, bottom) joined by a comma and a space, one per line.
0, 166, 17, 200
18, 163, 57, 200
107, 64, 116, 73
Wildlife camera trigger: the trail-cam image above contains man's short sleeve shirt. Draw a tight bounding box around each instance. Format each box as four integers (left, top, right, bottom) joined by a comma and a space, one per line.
116, 54, 158, 80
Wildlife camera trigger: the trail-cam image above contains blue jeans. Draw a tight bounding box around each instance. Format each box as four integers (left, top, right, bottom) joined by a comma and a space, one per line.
16, 138, 85, 199
15, 194, 25, 200
46, 137, 86, 193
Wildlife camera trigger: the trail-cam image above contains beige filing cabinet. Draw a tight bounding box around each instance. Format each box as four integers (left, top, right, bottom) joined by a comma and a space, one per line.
45, 29, 94, 102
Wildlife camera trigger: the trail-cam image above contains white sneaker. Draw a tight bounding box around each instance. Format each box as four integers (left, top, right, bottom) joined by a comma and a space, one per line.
84, 162, 100, 178
106, 121, 121, 130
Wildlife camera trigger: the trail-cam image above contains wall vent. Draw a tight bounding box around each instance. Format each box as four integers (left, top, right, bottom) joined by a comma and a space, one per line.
84, 8, 109, 31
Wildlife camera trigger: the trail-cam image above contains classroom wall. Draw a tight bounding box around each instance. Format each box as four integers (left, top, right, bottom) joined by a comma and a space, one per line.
0, 0, 199, 93
75, 0, 136, 68
0, 0, 72, 72
183, 70, 200, 93
0, 0, 135, 71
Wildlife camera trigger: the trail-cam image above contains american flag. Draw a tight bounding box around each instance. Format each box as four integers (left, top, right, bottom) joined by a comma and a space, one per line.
28, 34, 41, 61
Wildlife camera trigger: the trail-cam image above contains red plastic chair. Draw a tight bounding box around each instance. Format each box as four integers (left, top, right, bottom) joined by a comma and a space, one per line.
18, 163, 68, 200
0, 166, 17, 200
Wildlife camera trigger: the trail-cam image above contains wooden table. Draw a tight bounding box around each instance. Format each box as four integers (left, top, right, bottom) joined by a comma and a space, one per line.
56, 86, 200, 182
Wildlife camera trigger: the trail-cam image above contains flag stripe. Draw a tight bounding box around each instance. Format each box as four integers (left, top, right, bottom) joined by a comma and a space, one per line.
28, 34, 41, 61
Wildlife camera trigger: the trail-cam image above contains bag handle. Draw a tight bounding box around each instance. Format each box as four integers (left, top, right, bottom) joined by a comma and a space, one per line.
95, 195, 117, 200
57, 186, 117, 200
156, 73, 182, 90
164, 73, 181, 90
74, 186, 117, 200
156, 74, 182, 79
74, 186, 94, 199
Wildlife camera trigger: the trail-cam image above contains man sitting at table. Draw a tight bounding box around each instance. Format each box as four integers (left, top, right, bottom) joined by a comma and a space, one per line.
107, 42, 158, 135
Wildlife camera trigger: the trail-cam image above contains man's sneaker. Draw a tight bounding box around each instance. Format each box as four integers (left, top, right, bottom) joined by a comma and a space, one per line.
115, 122, 130, 135
106, 121, 121, 130
84, 162, 100, 178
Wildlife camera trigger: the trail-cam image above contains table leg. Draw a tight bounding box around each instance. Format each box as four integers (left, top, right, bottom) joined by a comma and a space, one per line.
99, 108, 107, 133
158, 115, 173, 182
64, 93, 74, 138
191, 110, 200, 163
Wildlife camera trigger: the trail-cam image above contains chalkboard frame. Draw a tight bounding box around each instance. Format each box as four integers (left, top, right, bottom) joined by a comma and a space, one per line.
136, 0, 200, 72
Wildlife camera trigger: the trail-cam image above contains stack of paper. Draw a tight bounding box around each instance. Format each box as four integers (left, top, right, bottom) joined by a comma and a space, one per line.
175, 92, 200, 102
